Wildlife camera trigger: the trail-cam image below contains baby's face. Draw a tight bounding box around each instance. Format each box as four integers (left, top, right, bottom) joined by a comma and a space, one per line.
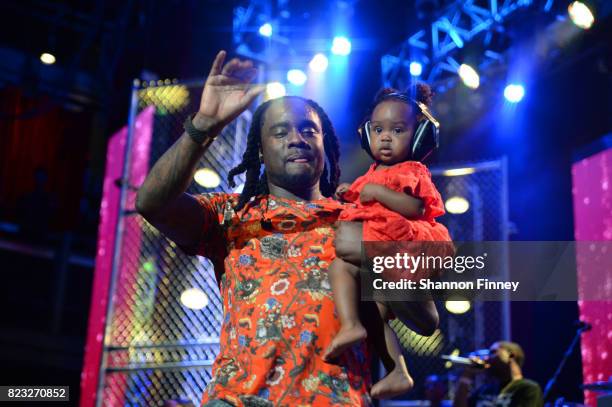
368, 100, 415, 165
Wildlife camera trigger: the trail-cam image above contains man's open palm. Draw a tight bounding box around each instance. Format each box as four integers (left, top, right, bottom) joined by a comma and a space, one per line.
198, 50, 265, 127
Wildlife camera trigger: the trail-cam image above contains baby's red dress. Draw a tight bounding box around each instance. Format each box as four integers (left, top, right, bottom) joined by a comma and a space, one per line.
339, 161, 451, 242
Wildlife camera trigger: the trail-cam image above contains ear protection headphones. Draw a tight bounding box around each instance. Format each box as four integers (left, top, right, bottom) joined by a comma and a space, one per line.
358, 92, 440, 162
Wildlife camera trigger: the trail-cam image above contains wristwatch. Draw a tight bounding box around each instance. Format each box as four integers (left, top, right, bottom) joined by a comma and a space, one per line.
183, 113, 218, 146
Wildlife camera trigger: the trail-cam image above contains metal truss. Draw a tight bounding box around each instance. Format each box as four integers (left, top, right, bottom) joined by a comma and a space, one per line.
382, 0, 536, 89
232, 0, 290, 62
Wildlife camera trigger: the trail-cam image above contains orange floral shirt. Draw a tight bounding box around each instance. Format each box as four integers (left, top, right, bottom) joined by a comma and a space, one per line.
191, 193, 372, 407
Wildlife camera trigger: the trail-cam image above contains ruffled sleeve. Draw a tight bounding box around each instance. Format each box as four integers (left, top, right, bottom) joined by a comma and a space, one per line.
395, 162, 445, 220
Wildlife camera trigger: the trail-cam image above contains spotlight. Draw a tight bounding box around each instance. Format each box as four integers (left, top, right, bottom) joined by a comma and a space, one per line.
287, 69, 307, 86
180, 288, 209, 310
309, 53, 329, 72
445, 300, 471, 314
331, 36, 351, 56
568, 1, 595, 29
443, 167, 475, 177
445, 196, 470, 214
265, 82, 286, 100
194, 168, 221, 188
458, 64, 479, 89
504, 84, 525, 103
40, 52, 56, 65
410, 62, 423, 77
259, 22, 273, 37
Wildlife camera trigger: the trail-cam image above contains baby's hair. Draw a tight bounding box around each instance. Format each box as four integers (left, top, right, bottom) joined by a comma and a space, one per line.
360, 83, 436, 162
372, 83, 434, 114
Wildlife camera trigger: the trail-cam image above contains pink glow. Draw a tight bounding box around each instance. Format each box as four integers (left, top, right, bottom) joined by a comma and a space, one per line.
572, 146, 612, 407
80, 107, 154, 407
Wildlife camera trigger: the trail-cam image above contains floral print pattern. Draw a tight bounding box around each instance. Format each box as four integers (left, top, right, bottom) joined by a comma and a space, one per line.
193, 194, 372, 407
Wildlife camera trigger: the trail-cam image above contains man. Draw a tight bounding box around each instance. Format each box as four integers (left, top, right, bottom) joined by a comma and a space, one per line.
136, 50, 437, 406
453, 341, 543, 407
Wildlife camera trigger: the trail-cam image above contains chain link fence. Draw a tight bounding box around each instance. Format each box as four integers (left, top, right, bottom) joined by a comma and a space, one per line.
96, 80, 249, 406
383, 160, 510, 405
97, 79, 509, 406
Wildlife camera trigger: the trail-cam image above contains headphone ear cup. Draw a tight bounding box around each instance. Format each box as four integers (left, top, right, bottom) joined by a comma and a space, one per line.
358, 121, 375, 159
410, 119, 439, 162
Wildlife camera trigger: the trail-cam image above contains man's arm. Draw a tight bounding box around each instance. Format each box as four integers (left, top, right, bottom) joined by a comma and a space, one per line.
135, 121, 213, 249
135, 50, 264, 250
360, 183, 425, 219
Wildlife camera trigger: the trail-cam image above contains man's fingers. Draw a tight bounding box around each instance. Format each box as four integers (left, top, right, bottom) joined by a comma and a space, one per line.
209, 50, 226, 76
239, 84, 266, 109
239, 67, 258, 83
222, 58, 242, 76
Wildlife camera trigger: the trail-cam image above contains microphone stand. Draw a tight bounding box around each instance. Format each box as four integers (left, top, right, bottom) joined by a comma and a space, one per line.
543, 324, 590, 401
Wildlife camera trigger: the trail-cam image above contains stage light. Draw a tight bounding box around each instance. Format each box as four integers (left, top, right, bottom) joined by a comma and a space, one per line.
445, 300, 471, 314
331, 36, 351, 56
265, 82, 286, 100
40, 52, 56, 65
458, 64, 479, 89
142, 261, 155, 272
309, 53, 329, 73
443, 167, 475, 177
138, 85, 190, 113
568, 1, 595, 29
410, 62, 423, 77
259, 22, 273, 37
504, 84, 525, 103
287, 69, 307, 86
445, 196, 470, 214
180, 288, 209, 310
194, 168, 221, 188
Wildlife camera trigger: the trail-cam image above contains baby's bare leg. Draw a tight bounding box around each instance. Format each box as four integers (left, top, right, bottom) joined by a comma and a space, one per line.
324, 257, 367, 360
338, 221, 440, 336
325, 221, 369, 360
334, 221, 363, 266
367, 302, 414, 399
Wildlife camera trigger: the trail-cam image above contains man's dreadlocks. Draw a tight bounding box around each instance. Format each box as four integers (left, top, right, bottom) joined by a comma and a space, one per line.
228, 96, 340, 211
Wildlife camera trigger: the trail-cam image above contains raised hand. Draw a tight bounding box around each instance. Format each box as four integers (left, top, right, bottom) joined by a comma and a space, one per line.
196, 50, 266, 130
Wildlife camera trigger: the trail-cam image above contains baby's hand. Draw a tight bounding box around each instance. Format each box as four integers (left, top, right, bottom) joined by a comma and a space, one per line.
360, 183, 382, 203
334, 183, 351, 201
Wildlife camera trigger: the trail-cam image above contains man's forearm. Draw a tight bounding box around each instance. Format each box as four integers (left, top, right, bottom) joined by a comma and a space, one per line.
374, 185, 425, 218
136, 114, 218, 218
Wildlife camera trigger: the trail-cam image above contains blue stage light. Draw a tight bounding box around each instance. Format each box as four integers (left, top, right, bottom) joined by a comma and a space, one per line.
410, 62, 423, 76
504, 84, 525, 103
309, 53, 329, 72
287, 69, 307, 86
331, 36, 351, 56
259, 23, 272, 37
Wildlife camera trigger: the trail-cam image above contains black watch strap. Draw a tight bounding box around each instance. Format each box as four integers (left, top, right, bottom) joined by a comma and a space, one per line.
183, 113, 217, 146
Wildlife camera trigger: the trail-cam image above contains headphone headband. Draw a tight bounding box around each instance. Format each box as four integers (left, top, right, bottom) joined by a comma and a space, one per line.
358, 94, 440, 162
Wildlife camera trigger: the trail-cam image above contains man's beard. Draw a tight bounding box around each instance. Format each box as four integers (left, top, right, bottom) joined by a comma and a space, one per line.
273, 165, 323, 191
